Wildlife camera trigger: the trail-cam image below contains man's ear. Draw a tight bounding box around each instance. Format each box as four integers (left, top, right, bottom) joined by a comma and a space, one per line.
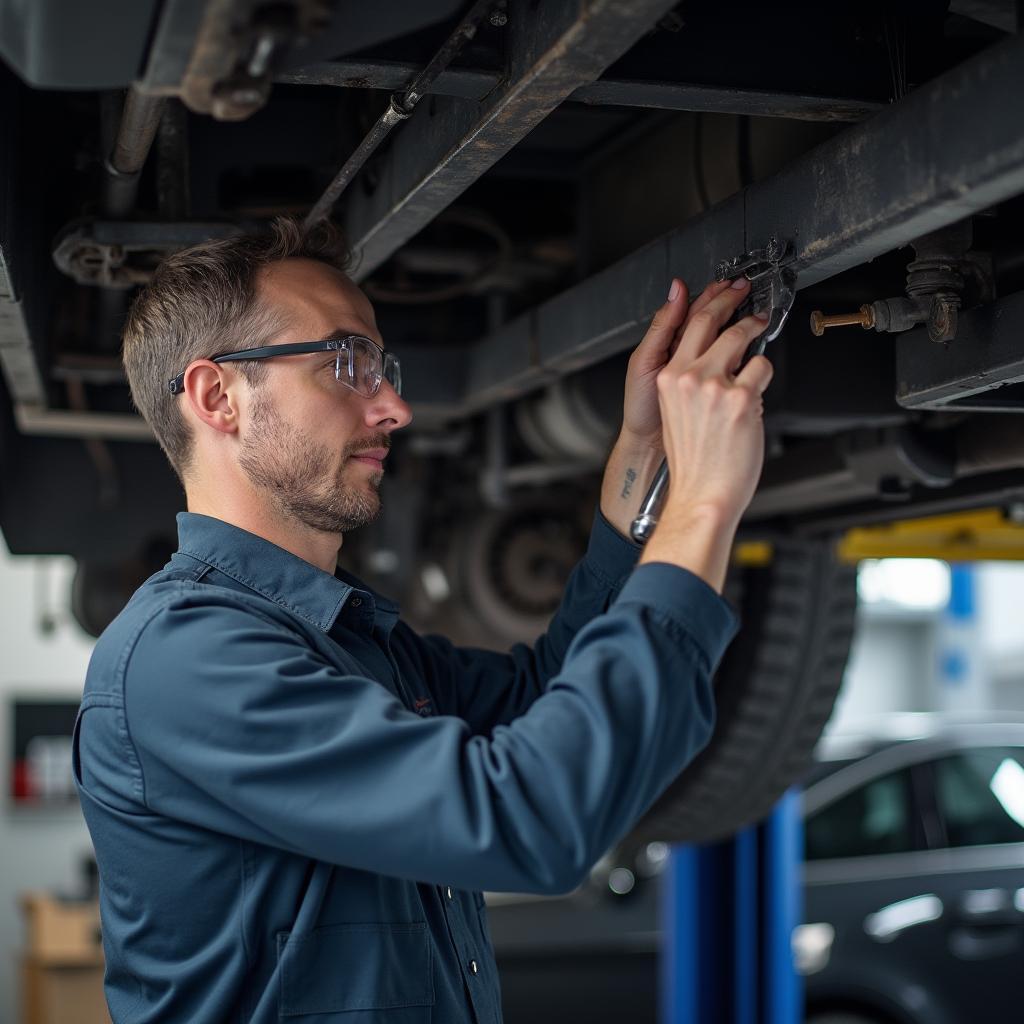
181, 360, 239, 436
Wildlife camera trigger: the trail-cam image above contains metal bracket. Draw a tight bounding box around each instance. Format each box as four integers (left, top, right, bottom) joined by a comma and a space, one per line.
630, 239, 798, 544
714, 236, 798, 358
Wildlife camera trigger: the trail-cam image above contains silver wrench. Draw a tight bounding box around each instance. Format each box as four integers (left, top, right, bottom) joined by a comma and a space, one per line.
629, 240, 796, 544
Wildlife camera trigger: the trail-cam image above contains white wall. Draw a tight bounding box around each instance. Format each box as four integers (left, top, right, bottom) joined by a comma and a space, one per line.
0, 544, 95, 1019
828, 613, 935, 733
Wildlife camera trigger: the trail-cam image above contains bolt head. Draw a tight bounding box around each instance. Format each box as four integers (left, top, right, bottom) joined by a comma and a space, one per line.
928, 295, 959, 343
210, 76, 270, 121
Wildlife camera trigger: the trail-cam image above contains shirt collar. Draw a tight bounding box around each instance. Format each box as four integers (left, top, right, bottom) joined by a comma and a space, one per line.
173, 512, 397, 632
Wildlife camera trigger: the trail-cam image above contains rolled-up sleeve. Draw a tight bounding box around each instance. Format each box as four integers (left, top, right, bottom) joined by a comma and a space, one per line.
124, 562, 736, 896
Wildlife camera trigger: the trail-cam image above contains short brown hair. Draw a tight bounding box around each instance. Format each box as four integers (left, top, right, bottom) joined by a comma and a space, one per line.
122, 217, 352, 481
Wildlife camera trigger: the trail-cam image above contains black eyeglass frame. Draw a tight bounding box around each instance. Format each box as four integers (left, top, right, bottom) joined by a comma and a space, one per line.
167, 336, 401, 398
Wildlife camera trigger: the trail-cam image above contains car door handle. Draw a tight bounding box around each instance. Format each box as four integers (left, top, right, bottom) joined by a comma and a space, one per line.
956, 888, 1021, 926
864, 894, 943, 942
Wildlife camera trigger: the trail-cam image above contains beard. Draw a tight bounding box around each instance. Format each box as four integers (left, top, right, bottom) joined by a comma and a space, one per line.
238, 393, 386, 535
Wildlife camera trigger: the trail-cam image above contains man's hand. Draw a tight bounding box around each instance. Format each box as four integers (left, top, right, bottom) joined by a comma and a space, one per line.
599, 276, 737, 539
638, 276, 775, 591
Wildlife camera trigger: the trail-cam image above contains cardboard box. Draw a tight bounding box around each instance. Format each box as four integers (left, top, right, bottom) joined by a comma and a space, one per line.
19, 892, 102, 966
20, 957, 110, 1024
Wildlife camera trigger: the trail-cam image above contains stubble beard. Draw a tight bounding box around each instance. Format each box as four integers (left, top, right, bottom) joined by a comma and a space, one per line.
238, 393, 384, 535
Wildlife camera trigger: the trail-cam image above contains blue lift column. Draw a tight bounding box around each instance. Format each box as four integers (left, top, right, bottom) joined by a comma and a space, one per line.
659, 789, 803, 1024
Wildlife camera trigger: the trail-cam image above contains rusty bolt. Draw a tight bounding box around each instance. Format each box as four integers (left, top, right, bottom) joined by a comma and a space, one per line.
809, 305, 875, 336
211, 76, 269, 121
927, 294, 959, 343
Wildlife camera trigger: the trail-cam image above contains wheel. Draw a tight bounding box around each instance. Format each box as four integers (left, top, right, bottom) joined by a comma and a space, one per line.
428, 502, 858, 843
631, 537, 857, 844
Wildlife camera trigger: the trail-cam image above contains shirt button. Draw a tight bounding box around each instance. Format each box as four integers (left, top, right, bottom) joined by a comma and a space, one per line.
446, 886, 453, 900
469, 960, 479, 975
350, 596, 362, 608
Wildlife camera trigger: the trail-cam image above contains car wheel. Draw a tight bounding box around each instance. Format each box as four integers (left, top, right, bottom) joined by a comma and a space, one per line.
631, 537, 858, 844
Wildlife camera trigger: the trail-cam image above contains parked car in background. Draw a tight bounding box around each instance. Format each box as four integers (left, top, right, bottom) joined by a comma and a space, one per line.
488, 719, 1024, 1024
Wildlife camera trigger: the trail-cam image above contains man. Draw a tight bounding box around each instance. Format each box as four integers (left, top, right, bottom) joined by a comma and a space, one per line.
74, 218, 772, 1023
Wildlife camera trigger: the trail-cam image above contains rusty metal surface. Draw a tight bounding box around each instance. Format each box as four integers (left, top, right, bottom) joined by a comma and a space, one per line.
895, 290, 1024, 411
746, 30, 1024, 291
458, 193, 745, 417
304, 0, 496, 229
432, 30, 1024, 418
280, 57, 882, 122
343, 0, 681, 282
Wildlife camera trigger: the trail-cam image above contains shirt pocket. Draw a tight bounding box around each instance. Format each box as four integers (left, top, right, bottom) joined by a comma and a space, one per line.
277, 922, 433, 1019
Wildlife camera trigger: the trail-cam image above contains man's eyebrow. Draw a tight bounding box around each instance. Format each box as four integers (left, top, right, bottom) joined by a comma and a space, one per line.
316, 328, 363, 343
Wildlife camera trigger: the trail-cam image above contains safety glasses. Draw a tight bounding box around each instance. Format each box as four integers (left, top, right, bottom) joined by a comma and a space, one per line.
168, 335, 401, 399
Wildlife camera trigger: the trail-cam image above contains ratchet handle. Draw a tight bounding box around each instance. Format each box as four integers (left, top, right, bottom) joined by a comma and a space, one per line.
630, 459, 669, 544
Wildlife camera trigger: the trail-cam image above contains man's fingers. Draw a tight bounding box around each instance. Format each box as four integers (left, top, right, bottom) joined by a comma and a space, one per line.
695, 311, 769, 377
673, 278, 755, 365
734, 352, 775, 395
685, 278, 733, 320
636, 278, 690, 360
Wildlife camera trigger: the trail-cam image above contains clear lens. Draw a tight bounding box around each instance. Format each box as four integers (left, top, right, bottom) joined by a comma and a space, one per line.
384, 352, 402, 396
332, 337, 401, 397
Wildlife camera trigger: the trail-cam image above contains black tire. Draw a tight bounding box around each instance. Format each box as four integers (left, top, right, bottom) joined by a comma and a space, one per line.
631, 537, 858, 844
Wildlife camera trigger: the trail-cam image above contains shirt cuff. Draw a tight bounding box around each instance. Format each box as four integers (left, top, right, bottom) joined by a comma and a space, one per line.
584, 507, 642, 588
614, 562, 739, 672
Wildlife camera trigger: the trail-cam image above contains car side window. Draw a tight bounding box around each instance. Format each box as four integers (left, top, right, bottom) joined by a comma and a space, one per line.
805, 769, 914, 860
932, 747, 1024, 848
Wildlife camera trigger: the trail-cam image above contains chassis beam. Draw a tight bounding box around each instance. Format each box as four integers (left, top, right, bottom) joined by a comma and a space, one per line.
281, 58, 882, 123
406, 29, 1024, 418
339, 0, 680, 281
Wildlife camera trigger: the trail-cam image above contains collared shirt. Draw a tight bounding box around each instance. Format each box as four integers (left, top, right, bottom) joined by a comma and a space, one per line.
74, 508, 736, 1023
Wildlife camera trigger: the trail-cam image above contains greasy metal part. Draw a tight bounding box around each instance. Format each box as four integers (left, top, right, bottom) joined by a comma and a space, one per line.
154, 0, 333, 121
13, 405, 154, 441
104, 86, 167, 218
279, 58, 883, 122
746, 426, 957, 520
341, 0, 682, 281
53, 220, 244, 288
631, 240, 796, 544
302, 96, 413, 229
303, 0, 498, 230
809, 307, 874, 335
743, 31, 1024, 292
896, 289, 1024, 411
362, 207, 513, 304
431, 32, 1024, 421
811, 223, 983, 345
156, 99, 191, 219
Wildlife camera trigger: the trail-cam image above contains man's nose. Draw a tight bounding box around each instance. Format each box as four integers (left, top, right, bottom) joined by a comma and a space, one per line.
365, 382, 413, 430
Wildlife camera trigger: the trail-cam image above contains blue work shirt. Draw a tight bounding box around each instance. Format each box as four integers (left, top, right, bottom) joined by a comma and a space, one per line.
74, 508, 737, 1023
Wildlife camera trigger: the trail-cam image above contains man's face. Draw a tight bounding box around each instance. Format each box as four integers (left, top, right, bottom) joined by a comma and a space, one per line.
235, 258, 412, 535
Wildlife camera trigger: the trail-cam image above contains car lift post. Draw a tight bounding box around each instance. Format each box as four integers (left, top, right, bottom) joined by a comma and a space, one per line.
660, 789, 803, 1024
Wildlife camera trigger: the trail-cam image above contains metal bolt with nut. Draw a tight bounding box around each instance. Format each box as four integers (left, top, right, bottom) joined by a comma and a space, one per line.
809, 306, 875, 336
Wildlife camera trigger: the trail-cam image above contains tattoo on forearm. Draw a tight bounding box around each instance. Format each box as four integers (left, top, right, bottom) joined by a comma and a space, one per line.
620, 467, 637, 500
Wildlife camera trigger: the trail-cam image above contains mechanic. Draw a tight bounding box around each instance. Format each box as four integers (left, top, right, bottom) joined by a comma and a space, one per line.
73, 218, 773, 1023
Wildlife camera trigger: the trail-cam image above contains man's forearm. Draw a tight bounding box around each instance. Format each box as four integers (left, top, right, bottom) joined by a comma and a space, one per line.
599, 433, 664, 541
601, 433, 738, 594
637, 503, 736, 594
